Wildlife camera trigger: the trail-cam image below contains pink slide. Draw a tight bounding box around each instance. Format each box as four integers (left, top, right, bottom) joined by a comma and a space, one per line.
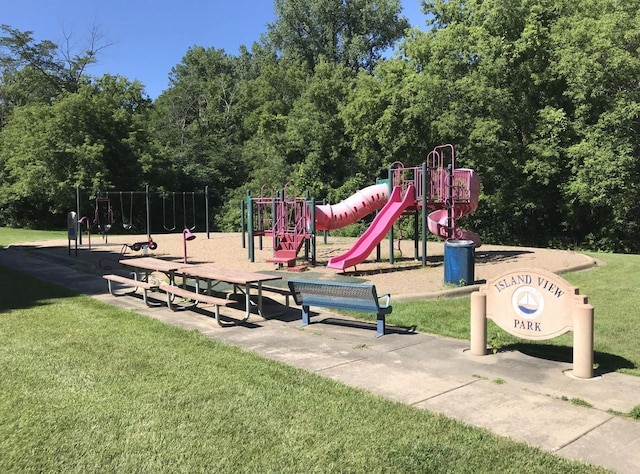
327, 185, 416, 270
427, 209, 482, 247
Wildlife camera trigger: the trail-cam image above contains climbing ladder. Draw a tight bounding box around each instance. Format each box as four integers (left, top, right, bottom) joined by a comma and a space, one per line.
265, 185, 311, 267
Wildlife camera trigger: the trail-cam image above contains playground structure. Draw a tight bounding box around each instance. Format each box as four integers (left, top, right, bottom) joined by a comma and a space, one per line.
244, 144, 481, 270
72, 186, 215, 253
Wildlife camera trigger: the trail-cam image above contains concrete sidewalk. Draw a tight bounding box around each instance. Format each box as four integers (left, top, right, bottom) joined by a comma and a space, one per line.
2, 247, 639, 473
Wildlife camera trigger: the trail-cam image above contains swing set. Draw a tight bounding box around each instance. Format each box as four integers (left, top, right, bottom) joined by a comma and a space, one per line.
73, 186, 213, 251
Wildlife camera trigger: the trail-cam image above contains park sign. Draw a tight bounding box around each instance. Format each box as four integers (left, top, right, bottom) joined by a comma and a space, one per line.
470, 268, 595, 379
485, 268, 585, 339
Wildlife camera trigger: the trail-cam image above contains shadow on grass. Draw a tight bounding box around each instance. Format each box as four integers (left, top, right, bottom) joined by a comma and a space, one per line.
0, 263, 76, 312
500, 342, 636, 375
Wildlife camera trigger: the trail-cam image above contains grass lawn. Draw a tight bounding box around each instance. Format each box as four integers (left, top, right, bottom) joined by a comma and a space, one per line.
386, 252, 640, 377
0, 228, 634, 471
0, 227, 67, 245
0, 269, 608, 473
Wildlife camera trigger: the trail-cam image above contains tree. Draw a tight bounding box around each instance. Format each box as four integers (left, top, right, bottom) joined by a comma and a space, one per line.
0, 77, 154, 227
551, 0, 640, 251
395, 0, 577, 246
266, 0, 409, 71
399, 0, 640, 252
152, 46, 253, 205
0, 24, 110, 125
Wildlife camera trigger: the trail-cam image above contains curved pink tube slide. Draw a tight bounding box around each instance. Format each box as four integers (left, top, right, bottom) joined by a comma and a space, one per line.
315, 183, 389, 231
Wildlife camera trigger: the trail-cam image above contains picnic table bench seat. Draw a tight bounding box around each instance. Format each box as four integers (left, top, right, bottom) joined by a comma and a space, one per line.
287, 279, 392, 337
103, 273, 160, 306
249, 283, 291, 307
159, 284, 232, 326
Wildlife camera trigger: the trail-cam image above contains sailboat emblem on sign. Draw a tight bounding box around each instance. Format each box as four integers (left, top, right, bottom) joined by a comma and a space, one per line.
512, 287, 544, 319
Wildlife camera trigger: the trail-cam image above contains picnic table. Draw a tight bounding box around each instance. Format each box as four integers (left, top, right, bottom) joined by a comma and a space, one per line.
179, 263, 282, 321
119, 256, 185, 284
118, 257, 282, 323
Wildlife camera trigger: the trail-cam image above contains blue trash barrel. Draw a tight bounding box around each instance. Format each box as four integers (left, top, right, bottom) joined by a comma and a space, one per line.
444, 240, 475, 285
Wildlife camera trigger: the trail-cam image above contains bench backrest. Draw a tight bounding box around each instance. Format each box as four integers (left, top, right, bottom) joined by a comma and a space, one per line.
288, 279, 380, 313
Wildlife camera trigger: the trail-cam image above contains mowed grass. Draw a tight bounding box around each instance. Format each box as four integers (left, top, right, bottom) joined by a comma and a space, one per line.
385, 252, 640, 377
0, 271, 607, 473
0, 227, 66, 246
0, 227, 612, 472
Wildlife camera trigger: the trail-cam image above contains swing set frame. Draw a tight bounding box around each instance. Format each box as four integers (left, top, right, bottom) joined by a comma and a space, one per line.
73, 186, 214, 246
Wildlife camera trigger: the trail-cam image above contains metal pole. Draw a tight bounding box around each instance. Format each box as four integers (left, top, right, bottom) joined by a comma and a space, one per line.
304, 191, 310, 261
76, 186, 82, 245
247, 190, 254, 262
323, 199, 328, 244
241, 199, 246, 249
447, 164, 453, 240
146, 185, 151, 240
205, 186, 210, 239
414, 210, 419, 260
422, 161, 427, 267
310, 197, 316, 266
388, 166, 394, 264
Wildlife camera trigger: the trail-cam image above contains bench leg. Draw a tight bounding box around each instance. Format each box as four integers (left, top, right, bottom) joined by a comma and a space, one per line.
141, 289, 163, 308
166, 291, 177, 311
376, 314, 386, 338
213, 305, 235, 328
166, 292, 196, 311
300, 305, 311, 327
107, 280, 136, 297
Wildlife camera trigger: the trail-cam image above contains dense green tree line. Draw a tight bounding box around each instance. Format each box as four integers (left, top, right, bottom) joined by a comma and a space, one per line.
1, 0, 639, 252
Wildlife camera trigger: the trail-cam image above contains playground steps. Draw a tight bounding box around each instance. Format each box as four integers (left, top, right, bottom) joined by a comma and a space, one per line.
267, 232, 307, 267
288, 265, 308, 272
267, 255, 297, 267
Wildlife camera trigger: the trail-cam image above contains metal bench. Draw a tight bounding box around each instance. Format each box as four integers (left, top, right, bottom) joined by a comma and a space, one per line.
287, 279, 392, 338
103, 274, 160, 306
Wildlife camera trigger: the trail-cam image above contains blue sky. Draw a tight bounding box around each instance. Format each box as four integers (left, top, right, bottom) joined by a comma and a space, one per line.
4, 0, 428, 100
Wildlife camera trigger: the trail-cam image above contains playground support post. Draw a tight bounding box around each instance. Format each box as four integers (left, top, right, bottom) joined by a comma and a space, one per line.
421, 161, 427, 267
304, 191, 310, 261
205, 186, 210, 239
241, 199, 246, 249
388, 166, 395, 264
247, 190, 255, 262
413, 210, 419, 261
309, 197, 316, 266
447, 164, 454, 240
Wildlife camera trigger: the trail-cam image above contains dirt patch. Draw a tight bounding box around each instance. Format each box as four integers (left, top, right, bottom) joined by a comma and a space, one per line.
14, 232, 598, 300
